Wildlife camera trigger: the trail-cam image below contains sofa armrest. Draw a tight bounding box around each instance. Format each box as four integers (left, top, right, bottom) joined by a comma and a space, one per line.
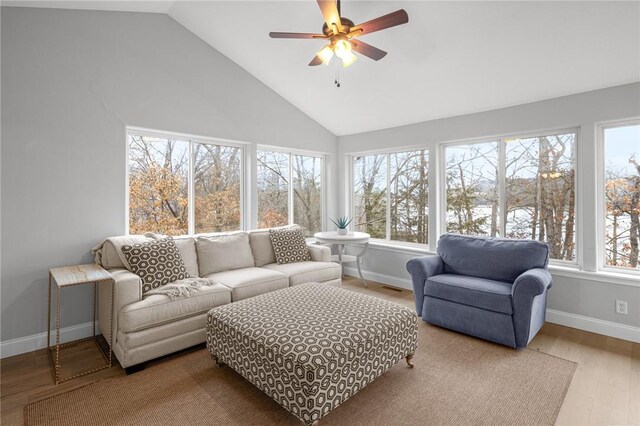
307, 243, 331, 262
98, 268, 142, 346
512, 268, 553, 348
406, 255, 444, 315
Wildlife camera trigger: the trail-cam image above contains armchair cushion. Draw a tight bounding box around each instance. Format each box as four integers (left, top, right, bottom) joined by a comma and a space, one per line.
425, 274, 514, 315
437, 234, 549, 283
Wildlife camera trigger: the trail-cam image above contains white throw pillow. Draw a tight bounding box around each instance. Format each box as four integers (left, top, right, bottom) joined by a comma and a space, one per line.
196, 232, 255, 276
173, 237, 200, 277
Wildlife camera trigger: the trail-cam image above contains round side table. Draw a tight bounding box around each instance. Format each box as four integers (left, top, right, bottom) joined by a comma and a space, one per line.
314, 231, 370, 287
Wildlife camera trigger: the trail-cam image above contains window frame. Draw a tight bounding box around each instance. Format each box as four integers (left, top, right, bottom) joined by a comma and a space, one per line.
125, 127, 248, 236
348, 146, 430, 248
439, 127, 581, 266
597, 118, 640, 276
256, 145, 327, 234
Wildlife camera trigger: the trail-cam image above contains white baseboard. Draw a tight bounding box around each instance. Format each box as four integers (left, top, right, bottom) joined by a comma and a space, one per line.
545, 309, 640, 343
0, 321, 98, 359
2, 284, 639, 360
343, 267, 413, 291
344, 268, 640, 343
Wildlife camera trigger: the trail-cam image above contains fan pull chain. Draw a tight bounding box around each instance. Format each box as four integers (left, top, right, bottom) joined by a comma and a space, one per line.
334, 58, 341, 88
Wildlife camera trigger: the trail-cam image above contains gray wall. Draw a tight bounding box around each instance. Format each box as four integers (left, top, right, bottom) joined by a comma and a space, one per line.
338, 83, 640, 328
1, 7, 337, 342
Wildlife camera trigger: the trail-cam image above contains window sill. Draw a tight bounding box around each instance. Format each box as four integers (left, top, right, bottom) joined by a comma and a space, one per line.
365, 239, 434, 255
549, 265, 640, 288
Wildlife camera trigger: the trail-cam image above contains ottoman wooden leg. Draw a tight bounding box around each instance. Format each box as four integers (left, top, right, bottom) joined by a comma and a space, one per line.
211, 354, 225, 368
405, 352, 415, 368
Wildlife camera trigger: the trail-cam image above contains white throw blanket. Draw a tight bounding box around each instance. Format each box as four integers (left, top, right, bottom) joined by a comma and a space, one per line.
143, 277, 217, 300
91, 233, 159, 269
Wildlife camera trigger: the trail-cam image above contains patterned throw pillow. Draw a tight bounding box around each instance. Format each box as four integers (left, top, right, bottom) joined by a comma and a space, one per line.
269, 226, 311, 264
121, 237, 190, 294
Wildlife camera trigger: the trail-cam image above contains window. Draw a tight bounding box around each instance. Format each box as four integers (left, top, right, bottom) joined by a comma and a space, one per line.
445, 142, 499, 236
602, 123, 640, 271
257, 149, 323, 236
444, 131, 577, 262
128, 131, 243, 235
353, 150, 429, 243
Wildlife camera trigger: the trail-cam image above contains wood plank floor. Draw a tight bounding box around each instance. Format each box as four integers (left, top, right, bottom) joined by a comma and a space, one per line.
1, 276, 638, 425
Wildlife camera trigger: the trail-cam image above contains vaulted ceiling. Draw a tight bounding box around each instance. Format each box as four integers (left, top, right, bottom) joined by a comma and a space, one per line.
3, 1, 640, 135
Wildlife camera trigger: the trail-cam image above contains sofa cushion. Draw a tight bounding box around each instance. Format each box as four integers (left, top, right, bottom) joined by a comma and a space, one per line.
262, 261, 341, 286
248, 229, 277, 267
196, 232, 255, 276
119, 284, 231, 333
174, 237, 199, 277
121, 237, 190, 294
269, 226, 311, 264
425, 274, 513, 315
205, 267, 289, 301
436, 234, 549, 283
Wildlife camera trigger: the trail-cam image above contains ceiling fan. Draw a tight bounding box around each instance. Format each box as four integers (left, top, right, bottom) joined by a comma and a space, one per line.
269, 0, 409, 68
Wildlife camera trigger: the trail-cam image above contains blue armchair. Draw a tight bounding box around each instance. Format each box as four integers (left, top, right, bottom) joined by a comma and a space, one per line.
406, 234, 552, 348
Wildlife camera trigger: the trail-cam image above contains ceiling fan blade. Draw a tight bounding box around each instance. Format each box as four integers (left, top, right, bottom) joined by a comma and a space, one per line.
309, 55, 323, 66
269, 32, 327, 39
350, 9, 408, 37
317, 0, 342, 35
351, 39, 387, 61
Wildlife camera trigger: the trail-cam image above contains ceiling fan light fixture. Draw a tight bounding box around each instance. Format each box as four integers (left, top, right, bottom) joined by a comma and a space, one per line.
341, 51, 357, 67
334, 39, 352, 60
317, 44, 334, 65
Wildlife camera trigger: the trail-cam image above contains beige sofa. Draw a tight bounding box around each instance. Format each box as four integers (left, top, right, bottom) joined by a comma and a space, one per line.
96, 228, 341, 369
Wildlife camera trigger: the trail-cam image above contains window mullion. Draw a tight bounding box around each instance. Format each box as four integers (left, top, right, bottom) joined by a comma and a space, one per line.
499, 140, 506, 237
288, 153, 294, 225
386, 153, 391, 240
188, 140, 195, 235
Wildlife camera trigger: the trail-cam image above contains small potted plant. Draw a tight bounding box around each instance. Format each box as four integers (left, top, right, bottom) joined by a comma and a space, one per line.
330, 216, 352, 235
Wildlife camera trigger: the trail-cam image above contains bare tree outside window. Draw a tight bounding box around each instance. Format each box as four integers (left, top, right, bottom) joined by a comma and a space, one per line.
353, 151, 429, 243
128, 135, 189, 235
353, 154, 387, 238
446, 142, 500, 237
445, 133, 577, 261
390, 150, 429, 243
505, 133, 576, 261
257, 150, 289, 229
293, 155, 322, 235
604, 125, 640, 270
257, 150, 324, 236
128, 133, 243, 236
193, 143, 241, 233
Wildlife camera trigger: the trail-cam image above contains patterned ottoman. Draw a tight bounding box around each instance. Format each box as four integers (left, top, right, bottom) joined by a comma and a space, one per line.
206, 282, 418, 425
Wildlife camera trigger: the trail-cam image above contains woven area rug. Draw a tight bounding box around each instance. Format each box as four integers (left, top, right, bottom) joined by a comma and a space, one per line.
25, 323, 576, 426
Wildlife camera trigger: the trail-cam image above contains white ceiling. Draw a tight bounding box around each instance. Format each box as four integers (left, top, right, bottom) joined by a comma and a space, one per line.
3, 1, 640, 135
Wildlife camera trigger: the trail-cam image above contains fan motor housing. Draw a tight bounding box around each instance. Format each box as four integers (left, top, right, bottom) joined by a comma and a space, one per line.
322, 17, 355, 36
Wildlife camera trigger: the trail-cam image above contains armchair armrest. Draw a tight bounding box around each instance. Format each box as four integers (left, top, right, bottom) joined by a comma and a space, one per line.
512, 268, 552, 298
98, 268, 142, 346
406, 255, 444, 315
307, 243, 331, 262
512, 268, 553, 348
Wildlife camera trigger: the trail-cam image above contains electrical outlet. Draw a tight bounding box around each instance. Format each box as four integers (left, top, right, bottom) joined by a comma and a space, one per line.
615, 300, 628, 315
